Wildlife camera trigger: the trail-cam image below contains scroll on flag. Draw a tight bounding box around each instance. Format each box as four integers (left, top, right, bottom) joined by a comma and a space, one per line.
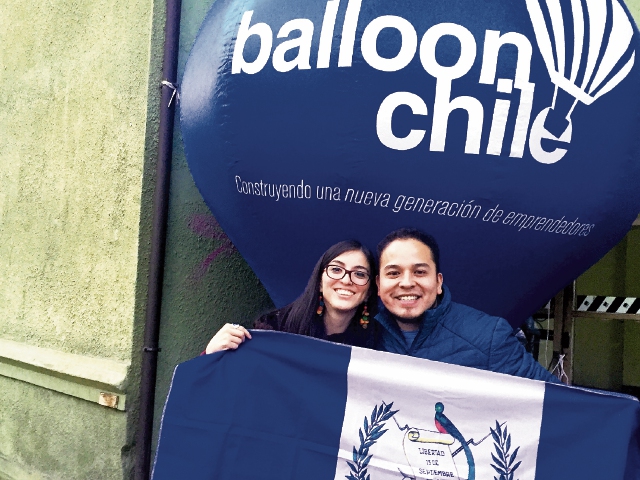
152, 331, 640, 479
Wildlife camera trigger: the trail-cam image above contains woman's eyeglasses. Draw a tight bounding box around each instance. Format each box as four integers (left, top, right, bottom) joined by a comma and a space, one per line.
325, 265, 370, 285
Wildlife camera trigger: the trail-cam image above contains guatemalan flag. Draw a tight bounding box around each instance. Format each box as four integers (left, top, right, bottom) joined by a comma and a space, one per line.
152, 331, 640, 479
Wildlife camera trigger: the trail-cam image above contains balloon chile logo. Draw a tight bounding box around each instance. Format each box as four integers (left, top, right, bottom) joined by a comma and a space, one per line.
525, 0, 636, 163
347, 402, 521, 480
230, 0, 636, 165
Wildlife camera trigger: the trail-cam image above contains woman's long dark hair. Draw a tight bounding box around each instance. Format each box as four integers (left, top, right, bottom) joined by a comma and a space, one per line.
281, 240, 377, 336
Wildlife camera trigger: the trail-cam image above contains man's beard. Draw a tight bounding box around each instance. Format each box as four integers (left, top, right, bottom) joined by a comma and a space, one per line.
391, 294, 439, 323
397, 314, 423, 324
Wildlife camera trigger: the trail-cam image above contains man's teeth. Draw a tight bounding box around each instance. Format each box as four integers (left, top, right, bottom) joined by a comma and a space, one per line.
335, 289, 354, 296
398, 295, 419, 301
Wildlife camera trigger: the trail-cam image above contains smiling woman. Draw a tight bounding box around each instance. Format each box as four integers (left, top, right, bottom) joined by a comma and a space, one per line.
204, 240, 379, 353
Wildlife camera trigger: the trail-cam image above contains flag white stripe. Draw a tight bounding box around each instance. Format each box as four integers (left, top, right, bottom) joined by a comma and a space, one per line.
335, 347, 545, 480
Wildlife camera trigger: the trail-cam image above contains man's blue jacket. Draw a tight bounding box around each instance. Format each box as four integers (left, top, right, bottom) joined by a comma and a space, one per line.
374, 284, 560, 383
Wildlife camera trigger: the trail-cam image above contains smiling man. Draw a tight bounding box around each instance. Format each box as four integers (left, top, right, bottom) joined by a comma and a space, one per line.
375, 228, 559, 382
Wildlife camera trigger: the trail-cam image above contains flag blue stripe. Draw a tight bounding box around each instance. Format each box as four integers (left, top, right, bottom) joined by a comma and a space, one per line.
536, 382, 640, 479
152, 331, 351, 480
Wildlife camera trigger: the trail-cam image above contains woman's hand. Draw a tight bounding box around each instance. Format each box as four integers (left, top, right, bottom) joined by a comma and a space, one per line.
205, 323, 252, 354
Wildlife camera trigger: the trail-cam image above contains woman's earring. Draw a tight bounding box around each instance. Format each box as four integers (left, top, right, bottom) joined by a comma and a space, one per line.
360, 304, 369, 329
316, 294, 324, 316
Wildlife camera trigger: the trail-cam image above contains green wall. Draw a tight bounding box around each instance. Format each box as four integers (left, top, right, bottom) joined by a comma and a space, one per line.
150, 0, 274, 456
623, 228, 640, 388
574, 226, 640, 389
0, 0, 165, 477
0, 376, 127, 479
0, 0, 154, 358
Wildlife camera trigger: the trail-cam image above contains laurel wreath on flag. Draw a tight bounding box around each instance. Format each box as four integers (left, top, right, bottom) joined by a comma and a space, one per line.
490, 420, 521, 480
346, 402, 398, 480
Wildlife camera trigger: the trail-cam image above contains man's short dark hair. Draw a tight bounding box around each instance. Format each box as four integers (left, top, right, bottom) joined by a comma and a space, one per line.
377, 228, 441, 273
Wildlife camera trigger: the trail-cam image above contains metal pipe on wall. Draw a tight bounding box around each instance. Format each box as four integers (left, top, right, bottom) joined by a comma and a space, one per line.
135, 0, 182, 477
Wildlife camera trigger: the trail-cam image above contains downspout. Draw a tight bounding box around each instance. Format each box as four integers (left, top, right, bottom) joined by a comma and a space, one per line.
135, 0, 182, 478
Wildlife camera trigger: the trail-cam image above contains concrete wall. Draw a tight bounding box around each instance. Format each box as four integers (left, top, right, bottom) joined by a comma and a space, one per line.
0, 0, 165, 477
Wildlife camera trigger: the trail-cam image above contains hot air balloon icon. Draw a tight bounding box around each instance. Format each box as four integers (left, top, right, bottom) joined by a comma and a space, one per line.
525, 0, 637, 164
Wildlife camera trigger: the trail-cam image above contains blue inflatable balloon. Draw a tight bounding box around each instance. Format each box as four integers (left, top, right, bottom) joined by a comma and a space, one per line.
180, 0, 640, 325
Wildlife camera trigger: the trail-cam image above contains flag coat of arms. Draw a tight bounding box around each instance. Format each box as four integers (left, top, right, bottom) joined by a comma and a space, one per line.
152, 331, 640, 479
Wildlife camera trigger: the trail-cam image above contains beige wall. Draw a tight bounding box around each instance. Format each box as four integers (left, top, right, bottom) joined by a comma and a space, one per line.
0, 0, 164, 477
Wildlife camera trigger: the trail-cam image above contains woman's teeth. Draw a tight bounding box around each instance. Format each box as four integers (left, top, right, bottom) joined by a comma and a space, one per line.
335, 289, 354, 296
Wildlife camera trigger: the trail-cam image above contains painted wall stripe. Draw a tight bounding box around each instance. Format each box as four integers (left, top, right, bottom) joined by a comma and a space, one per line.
576, 295, 640, 314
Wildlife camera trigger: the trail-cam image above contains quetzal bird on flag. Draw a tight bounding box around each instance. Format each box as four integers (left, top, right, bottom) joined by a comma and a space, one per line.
434, 402, 475, 480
